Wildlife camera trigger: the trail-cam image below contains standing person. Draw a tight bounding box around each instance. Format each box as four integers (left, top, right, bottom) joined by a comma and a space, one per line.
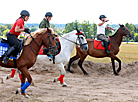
39, 12, 53, 60
4, 10, 30, 80
97, 15, 114, 55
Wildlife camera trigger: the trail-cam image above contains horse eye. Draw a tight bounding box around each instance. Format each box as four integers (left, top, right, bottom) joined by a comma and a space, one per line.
123, 28, 126, 31
81, 37, 83, 39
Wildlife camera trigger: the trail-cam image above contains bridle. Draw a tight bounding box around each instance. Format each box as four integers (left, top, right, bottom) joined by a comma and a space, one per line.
61, 32, 87, 48
42, 32, 58, 53
28, 32, 57, 55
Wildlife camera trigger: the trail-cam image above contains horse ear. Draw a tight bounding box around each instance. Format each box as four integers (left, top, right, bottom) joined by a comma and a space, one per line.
76, 27, 80, 33
119, 24, 124, 27
47, 27, 50, 32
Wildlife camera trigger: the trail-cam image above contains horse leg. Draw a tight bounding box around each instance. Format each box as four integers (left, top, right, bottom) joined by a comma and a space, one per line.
115, 57, 121, 73
16, 67, 32, 98
78, 55, 88, 75
67, 54, 80, 73
111, 58, 118, 76
54, 63, 67, 87
6, 68, 16, 80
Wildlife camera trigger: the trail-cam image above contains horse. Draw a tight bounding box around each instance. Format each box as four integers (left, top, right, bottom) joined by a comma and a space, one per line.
67, 24, 131, 76
0, 27, 58, 98
35, 29, 88, 87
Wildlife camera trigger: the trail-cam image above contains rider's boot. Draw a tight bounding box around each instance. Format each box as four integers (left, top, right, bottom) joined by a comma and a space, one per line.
104, 41, 112, 56
2, 46, 15, 64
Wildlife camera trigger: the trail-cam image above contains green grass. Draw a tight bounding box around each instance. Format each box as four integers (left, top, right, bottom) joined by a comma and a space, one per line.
71, 44, 138, 63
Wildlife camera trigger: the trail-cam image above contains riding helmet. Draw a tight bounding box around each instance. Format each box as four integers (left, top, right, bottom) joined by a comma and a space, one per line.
99, 15, 106, 20
45, 12, 53, 17
20, 10, 30, 17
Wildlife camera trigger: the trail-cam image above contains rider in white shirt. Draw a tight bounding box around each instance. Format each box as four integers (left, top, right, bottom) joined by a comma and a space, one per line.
97, 15, 114, 55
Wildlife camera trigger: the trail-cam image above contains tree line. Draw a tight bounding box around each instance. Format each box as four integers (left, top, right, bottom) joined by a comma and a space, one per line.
0, 21, 138, 42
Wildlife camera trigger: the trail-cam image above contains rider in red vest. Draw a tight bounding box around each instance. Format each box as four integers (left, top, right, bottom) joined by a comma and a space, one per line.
2, 10, 31, 64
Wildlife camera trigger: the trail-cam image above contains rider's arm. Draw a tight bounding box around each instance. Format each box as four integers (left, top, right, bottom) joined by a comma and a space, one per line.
98, 20, 109, 26
106, 26, 114, 30
15, 26, 25, 32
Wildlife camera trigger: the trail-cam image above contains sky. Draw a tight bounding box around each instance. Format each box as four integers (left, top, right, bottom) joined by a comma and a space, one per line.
0, 0, 137, 24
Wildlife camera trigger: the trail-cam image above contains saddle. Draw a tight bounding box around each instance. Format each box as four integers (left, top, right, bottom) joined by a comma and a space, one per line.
0, 38, 23, 60
39, 37, 61, 56
94, 37, 111, 50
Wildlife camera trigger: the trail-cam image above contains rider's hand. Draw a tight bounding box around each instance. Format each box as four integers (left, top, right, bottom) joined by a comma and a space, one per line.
24, 28, 31, 34
105, 20, 109, 22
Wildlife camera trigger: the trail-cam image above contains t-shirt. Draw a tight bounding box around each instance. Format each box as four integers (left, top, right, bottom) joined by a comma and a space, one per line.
97, 21, 107, 35
10, 18, 24, 36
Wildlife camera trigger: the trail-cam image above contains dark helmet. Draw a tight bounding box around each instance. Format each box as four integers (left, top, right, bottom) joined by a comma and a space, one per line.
99, 15, 106, 20
20, 10, 30, 17
45, 12, 53, 17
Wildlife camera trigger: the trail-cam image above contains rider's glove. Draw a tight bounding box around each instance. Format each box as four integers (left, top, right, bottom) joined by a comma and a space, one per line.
24, 28, 31, 34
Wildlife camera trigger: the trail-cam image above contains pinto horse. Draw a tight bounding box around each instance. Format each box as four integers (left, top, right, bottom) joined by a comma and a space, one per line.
0, 27, 58, 98
36, 29, 88, 87
67, 24, 131, 76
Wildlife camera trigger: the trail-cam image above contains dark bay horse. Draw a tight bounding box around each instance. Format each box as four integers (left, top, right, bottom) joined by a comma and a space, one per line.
67, 24, 131, 76
0, 27, 58, 98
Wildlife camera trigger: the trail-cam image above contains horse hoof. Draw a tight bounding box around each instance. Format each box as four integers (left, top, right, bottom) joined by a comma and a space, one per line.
114, 73, 119, 76
6, 75, 12, 80
67, 70, 73, 73
22, 93, 30, 98
15, 88, 21, 94
53, 77, 59, 82
84, 73, 89, 76
61, 82, 67, 87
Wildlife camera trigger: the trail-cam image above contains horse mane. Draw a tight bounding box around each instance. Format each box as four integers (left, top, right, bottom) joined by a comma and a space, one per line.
24, 28, 54, 45
109, 28, 120, 38
62, 30, 76, 38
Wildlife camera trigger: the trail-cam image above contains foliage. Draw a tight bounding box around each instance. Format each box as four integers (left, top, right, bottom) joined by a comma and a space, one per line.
0, 21, 138, 42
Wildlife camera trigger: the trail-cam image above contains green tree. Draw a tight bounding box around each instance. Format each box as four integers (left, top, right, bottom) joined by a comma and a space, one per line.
0, 25, 7, 32
134, 33, 138, 42
80, 20, 92, 38
5, 24, 13, 30
64, 20, 79, 33
31, 27, 37, 32
91, 22, 97, 38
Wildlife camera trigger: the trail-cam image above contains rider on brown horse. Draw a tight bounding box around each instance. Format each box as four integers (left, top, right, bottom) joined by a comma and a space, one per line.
2, 10, 31, 64
39, 12, 53, 60
97, 15, 114, 55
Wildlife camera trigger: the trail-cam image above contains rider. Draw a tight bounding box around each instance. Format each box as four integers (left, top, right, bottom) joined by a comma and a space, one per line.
2, 10, 31, 64
97, 15, 114, 55
39, 12, 53, 60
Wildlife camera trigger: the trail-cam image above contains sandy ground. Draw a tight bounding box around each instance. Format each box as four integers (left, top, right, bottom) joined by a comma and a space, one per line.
0, 60, 138, 102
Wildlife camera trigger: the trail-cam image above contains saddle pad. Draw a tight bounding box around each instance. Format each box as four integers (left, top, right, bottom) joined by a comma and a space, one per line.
94, 37, 111, 50
0, 41, 22, 60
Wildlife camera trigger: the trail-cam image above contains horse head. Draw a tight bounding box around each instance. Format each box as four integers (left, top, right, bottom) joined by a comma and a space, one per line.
76, 28, 88, 51
42, 27, 58, 55
118, 24, 131, 38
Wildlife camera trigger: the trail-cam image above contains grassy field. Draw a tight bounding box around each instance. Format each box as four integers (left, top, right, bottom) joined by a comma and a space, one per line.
71, 44, 138, 63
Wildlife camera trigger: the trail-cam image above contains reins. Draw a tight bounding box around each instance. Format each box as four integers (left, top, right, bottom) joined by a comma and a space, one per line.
61, 35, 87, 46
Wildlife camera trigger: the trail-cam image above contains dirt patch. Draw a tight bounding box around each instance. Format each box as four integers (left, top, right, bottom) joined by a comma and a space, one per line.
0, 61, 138, 102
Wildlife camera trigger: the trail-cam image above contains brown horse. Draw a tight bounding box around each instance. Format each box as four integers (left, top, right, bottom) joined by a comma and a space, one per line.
67, 24, 131, 76
0, 27, 58, 98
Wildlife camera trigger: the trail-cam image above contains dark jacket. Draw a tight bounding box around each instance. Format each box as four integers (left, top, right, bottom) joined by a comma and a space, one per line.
39, 18, 50, 28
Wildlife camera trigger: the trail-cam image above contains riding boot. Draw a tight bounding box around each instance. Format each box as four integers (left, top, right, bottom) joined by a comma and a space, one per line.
104, 41, 112, 55
2, 46, 15, 64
